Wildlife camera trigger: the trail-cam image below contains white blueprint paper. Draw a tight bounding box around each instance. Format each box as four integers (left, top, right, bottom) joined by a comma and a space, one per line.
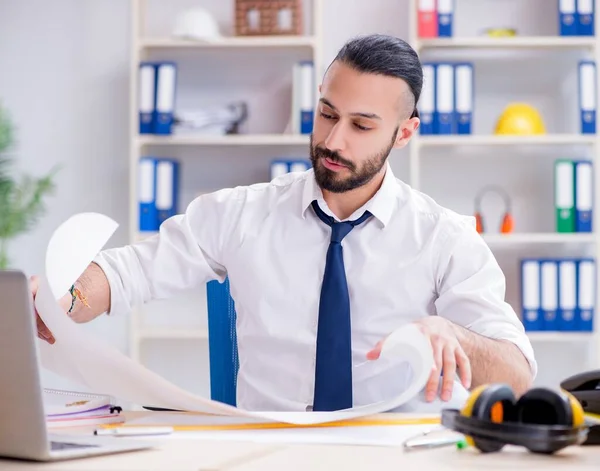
35, 213, 436, 426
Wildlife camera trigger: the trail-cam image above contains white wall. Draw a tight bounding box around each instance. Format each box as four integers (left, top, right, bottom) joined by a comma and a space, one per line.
0, 0, 593, 397
0, 0, 133, 389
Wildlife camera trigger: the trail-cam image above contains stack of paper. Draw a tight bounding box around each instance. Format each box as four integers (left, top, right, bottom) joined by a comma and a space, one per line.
44, 388, 124, 428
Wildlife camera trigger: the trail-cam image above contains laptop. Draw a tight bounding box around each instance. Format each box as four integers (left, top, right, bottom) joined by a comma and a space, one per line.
0, 270, 155, 461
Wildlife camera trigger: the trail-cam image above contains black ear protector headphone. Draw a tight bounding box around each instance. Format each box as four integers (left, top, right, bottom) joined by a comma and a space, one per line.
441, 383, 588, 454
474, 186, 514, 234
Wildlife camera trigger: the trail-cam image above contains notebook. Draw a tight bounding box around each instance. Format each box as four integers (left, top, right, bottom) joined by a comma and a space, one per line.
43, 388, 125, 428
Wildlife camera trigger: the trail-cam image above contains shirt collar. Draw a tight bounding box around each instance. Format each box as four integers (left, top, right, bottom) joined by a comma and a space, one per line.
301, 162, 398, 228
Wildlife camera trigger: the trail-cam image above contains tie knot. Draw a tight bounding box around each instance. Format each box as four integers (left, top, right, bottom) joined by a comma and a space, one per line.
330, 222, 354, 244
311, 200, 372, 244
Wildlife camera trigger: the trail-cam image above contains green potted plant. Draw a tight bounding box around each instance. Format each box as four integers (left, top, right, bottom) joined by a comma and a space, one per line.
0, 104, 58, 269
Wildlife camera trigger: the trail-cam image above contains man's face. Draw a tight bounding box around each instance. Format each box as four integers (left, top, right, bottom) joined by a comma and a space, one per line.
310, 60, 416, 193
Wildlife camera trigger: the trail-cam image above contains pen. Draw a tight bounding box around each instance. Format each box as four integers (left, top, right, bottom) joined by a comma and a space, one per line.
403, 435, 466, 450
403, 427, 465, 451
94, 426, 174, 437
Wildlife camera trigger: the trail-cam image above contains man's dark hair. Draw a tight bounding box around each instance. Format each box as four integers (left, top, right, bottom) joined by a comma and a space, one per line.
332, 34, 423, 119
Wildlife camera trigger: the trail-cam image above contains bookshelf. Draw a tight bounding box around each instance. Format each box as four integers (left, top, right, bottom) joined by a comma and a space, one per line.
124, 0, 599, 395
407, 1, 600, 385
127, 0, 324, 394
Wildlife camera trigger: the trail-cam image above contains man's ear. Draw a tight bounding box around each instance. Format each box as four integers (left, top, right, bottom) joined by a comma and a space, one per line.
394, 117, 420, 148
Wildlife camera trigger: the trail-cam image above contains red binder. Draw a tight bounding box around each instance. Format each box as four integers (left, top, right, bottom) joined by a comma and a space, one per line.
418, 0, 438, 37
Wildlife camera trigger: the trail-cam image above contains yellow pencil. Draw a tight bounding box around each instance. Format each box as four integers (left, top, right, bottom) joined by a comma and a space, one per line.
99, 415, 441, 432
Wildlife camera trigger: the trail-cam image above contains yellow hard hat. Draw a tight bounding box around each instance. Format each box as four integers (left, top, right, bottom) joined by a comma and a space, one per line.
494, 103, 546, 135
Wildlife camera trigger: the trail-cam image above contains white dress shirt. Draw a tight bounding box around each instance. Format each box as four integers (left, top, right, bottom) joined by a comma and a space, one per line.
94, 163, 537, 411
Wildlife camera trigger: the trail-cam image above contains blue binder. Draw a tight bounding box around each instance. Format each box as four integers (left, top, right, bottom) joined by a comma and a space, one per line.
576, 258, 595, 331
437, 0, 454, 37
540, 260, 559, 331
559, 0, 578, 35
270, 160, 289, 180
574, 160, 593, 232
521, 259, 543, 331
155, 158, 179, 226
419, 63, 436, 135
291, 61, 315, 135
270, 158, 311, 180
138, 62, 157, 134
557, 259, 578, 331
154, 62, 177, 135
289, 159, 311, 173
579, 60, 596, 134
454, 63, 473, 135
434, 63, 454, 134
577, 0, 595, 35
138, 157, 158, 232
298, 61, 314, 134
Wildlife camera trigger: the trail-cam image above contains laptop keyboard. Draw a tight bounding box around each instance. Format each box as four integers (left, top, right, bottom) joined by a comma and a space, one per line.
51, 441, 99, 450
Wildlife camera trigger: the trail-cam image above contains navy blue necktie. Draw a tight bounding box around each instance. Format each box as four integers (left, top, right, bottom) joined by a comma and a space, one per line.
311, 200, 372, 411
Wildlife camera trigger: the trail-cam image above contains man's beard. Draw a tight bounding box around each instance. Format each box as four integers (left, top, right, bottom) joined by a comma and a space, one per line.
309, 129, 397, 193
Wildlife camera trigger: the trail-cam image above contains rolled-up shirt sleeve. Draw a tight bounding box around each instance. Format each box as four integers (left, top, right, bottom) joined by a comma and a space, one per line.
93, 186, 242, 316
433, 217, 538, 379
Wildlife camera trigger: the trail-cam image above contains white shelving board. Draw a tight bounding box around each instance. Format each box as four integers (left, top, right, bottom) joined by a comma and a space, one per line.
127, 0, 324, 397
407, 0, 600, 385
417, 134, 597, 147
417, 36, 597, 49
136, 133, 310, 147
140, 36, 317, 49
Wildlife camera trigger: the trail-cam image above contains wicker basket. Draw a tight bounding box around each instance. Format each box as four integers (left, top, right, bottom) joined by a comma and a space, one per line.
235, 0, 303, 36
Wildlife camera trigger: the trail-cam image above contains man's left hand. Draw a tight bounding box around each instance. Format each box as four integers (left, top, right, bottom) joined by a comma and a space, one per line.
366, 317, 472, 402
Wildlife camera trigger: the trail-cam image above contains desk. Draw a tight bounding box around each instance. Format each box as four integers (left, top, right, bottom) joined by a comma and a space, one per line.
227, 442, 600, 471
1, 411, 599, 470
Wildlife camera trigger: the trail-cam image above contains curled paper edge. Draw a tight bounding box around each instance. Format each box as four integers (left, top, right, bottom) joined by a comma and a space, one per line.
45, 212, 118, 300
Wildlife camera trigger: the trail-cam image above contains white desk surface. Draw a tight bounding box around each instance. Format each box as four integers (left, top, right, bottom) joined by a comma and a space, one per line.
1, 411, 599, 470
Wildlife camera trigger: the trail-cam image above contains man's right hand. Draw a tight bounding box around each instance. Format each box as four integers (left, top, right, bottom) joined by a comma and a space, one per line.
30, 275, 71, 345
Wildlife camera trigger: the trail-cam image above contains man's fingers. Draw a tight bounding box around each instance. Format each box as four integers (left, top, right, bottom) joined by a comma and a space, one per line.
36, 314, 55, 344
29, 275, 39, 296
31, 275, 54, 344
456, 347, 472, 389
425, 340, 443, 401
441, 345, 457, 401
366, 339, 385, 360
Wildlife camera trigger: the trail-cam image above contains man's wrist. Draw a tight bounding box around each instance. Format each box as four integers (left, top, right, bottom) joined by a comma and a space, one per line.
67, 282, 90, 315
448, 319, 475, 356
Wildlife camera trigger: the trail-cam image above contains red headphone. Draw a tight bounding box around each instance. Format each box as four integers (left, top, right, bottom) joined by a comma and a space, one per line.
474, 186, 514, 234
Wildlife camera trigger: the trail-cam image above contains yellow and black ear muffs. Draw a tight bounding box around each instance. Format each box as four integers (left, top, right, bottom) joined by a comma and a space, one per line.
441, 383, 588, 454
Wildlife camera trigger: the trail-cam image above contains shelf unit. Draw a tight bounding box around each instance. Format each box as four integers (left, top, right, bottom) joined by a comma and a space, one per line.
124, 1, 600, 393
127, 0, 324, 366
407, 1, 600, 373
